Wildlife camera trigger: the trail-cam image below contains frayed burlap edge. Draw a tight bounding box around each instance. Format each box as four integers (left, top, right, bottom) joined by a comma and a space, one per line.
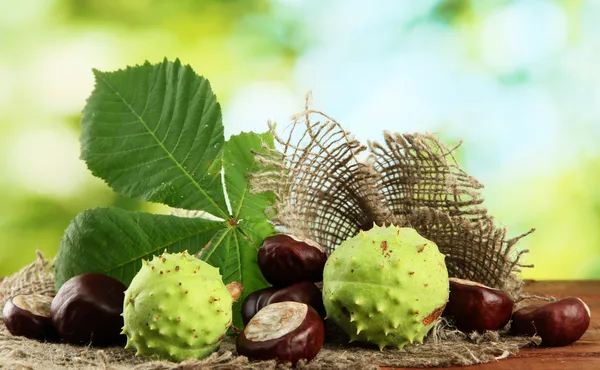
0, 251, 55, 315
250, 96, 534, 299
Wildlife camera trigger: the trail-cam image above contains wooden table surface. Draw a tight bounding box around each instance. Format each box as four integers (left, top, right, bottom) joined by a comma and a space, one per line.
399, 280, 600, 370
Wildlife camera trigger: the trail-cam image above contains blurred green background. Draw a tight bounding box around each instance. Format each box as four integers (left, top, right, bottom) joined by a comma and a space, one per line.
1, 0, 599, 280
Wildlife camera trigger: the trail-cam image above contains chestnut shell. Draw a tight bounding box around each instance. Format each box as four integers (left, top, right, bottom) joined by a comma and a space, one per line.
443, 278, 514, 333
2, 294, 58, 341
50, 273, 126, 346
236, 302, 325, 365
241, 281, 326, 325
258, 234, 327, 287
510, 297, 590, 347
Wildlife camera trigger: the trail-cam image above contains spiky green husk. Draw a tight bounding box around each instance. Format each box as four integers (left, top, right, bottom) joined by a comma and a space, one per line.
322, 225, 449, 350
122, 251, 232, 362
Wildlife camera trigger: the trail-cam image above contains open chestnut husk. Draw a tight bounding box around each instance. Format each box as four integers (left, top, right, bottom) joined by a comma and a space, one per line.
2, 294, 58, 341
258, 234, 327, 287
50, 273, 126, 346
241, 281, 325, 325
443, 277, 514, 333
510, 297, 590, 346
236, 301, 324, 365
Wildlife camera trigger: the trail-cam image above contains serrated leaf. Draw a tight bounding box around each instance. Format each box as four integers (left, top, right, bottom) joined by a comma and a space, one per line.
56, 60, 280, 329
55, 207, 223, 288
224, 131, 276, 221
81, 59, 228, 218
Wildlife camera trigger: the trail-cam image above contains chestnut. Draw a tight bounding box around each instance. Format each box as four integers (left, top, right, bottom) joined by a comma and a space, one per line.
258, 234, 327, 287
443, 277, 514, 333
510, 297, 590, 347
241, 281, 325, 325
2, 294, 57, 341
236, 301, 324, 365
241, 286, 278, 326
50, 273, 126, 346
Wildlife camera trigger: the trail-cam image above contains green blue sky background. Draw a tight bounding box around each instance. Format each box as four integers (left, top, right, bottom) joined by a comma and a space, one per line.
1, 0, 599, 280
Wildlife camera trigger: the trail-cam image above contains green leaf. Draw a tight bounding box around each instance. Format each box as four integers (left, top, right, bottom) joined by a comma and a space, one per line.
56, 60, 279, 329
200, 224, 271, 328
81, 59, 228, 218
223, 131, 276, 221
238, 220, 276, 249
55, 207, 224, 288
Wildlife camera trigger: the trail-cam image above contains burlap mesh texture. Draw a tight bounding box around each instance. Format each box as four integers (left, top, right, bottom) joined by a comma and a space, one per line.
251, 104, 534, 299
0, 251, 55, 307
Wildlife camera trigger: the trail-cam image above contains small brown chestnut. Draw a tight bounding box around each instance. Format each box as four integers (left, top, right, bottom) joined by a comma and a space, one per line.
510, 297, 591, 347
50, 273, 126, 346
258, 234, 327, 287
236, 301, 324, 365
2, 294, 58, 341
443, 277, 514, 333
241, 281, 325, 325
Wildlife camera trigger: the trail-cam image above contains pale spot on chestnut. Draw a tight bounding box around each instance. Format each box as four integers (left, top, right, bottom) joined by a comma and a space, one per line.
236, 302, 324, 365
241, 281, 325, 325
245, 302, 306, 341
287, 234, 324, 252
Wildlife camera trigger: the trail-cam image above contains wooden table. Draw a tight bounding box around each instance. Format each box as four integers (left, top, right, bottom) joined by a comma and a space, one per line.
399, 280, 600, 370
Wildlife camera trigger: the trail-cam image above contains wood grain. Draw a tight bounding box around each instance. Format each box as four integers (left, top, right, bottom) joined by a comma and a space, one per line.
396, 280, 600, 370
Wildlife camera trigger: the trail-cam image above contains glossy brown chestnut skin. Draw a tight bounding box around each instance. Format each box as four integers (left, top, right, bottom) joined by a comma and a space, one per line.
510, 297, 591, 347
2, 294, 58, 341
241, 281, 326, 325
50, 273, 126, 346
236, 301, 324, 365
443, 277, 514, 333
258, 234, 327, 287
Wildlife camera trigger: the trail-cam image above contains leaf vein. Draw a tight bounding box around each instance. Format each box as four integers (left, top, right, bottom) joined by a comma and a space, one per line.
94, 72, 227, 218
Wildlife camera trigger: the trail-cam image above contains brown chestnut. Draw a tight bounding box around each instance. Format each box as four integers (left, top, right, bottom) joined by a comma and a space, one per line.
258, 234, 327, 287
443, 277, 514, 333
241, 281, 325, 325
50, 273, 126, 346
2, 294, 58, 341
236, 301, 324, 365
510, 297, 591, 346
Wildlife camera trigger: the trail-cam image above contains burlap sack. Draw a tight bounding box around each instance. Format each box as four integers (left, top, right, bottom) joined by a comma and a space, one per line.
0, 98, 541, 368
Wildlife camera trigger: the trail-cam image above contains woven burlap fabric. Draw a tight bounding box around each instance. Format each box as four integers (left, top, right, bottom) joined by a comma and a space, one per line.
0, 252, 55, 307
251, 102, 534, 300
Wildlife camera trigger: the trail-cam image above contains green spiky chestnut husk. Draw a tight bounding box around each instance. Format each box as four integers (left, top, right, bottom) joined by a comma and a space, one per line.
122, 251, 232, 361
322, 224, 449, 350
